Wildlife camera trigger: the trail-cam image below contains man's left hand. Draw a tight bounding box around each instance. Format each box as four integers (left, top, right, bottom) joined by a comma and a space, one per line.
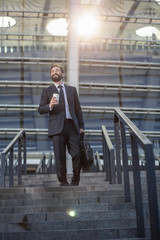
80, 129, 84, 134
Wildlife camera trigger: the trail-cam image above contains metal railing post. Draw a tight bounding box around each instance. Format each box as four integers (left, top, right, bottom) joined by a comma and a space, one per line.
1, 153, 5, 188
120, 122, 131, 202
110, 147, 116, 184
18, 138, 22, 185
114, 115, 122, 184
23, 131, 27, 175
102, 133, 109, 181
131, 135, 145, 237
42, 154, 46, 174
102, 126, 116, 184
145, 144, 160, 239
9, 148, 14, 188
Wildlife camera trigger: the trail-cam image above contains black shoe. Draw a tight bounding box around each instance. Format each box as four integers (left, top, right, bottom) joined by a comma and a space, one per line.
60, 182, 69, 187
70, 182, 79, 186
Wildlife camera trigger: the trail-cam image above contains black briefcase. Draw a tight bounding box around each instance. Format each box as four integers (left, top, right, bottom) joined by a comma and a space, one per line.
80, 133, 94, 171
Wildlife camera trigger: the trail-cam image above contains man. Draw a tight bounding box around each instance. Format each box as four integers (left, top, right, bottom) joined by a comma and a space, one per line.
38, 64, 84, 186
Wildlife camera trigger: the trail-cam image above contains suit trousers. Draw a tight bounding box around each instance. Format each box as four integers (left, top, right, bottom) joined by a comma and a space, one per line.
52, 119, 81, 184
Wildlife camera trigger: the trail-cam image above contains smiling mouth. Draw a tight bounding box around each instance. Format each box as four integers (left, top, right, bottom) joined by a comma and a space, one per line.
53, 74, 59, 77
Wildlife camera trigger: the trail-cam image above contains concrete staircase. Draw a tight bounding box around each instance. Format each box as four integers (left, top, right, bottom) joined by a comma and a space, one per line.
0, 172, 159, 240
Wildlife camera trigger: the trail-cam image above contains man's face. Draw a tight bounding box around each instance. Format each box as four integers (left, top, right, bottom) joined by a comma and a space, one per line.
50, 66, 64, 82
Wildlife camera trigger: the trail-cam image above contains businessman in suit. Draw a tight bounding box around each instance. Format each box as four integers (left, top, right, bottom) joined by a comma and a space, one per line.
38, 64, 84, 186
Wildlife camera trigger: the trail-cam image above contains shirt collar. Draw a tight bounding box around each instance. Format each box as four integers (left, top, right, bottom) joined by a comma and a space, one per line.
53, 82, 64, 89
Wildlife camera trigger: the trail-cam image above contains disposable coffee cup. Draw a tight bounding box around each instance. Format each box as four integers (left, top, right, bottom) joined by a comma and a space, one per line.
53, 93, 59, 104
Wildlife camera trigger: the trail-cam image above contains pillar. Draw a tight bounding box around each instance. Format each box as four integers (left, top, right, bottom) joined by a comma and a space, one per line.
67, 0, 80, 93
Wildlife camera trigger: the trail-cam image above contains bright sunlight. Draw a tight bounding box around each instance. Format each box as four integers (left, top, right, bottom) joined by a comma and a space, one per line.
46, 13, 99, 37
77, 13, 99, 37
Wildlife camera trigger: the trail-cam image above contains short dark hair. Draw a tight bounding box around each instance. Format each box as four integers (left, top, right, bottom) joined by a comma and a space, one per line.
50, 64, 64, 73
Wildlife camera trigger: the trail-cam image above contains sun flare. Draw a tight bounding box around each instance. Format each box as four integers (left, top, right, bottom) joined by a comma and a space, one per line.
77, 13, 99, 37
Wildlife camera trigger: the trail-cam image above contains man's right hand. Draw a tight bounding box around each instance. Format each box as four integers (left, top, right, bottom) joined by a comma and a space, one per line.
49, 96, 58, 108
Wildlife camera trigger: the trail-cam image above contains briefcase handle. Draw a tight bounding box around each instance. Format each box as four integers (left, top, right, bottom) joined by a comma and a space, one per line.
80, 132, 84, 145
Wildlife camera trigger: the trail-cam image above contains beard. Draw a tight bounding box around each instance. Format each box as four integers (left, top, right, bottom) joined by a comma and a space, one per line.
51, 74, 62, 82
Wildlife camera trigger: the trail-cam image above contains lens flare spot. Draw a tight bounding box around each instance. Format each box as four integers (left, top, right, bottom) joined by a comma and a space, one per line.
77, 13, 99, 37
68, 210, 76, 217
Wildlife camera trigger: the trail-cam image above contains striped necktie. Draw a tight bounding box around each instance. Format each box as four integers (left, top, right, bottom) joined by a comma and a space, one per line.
58, 85, 65, 114
58, 85, 65, 104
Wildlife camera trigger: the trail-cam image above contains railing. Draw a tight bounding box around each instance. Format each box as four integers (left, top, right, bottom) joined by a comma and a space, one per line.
102, 125, 116, 184
36, 152, 55, 174
46, 152, 55, 174
36, 153, 46, 174
95, 151, 103, 172
1, 104, 160, 116
114, 107, 159, 239
0, 129, 26, 188
1, 81, 160, 94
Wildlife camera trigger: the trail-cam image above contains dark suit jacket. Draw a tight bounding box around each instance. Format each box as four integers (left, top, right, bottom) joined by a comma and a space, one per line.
38, 84, 84, 137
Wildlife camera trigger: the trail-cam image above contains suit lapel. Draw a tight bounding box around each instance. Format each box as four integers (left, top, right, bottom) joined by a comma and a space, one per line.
51, 84, 58, 93
47, 84, 58, 100
64, 84, 70, 103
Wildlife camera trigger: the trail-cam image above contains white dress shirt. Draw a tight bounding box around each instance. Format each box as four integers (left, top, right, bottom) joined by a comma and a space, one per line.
54, 83, 72, 119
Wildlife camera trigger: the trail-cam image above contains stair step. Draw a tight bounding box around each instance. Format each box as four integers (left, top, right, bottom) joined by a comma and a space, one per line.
0, 202, 136, 214
0, 209, 137, 222
0, 196, 127, 206
0, 227, 138, 240
0, 171, 159, 239
0, 234, 150, 240
0, 219, 137, 232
